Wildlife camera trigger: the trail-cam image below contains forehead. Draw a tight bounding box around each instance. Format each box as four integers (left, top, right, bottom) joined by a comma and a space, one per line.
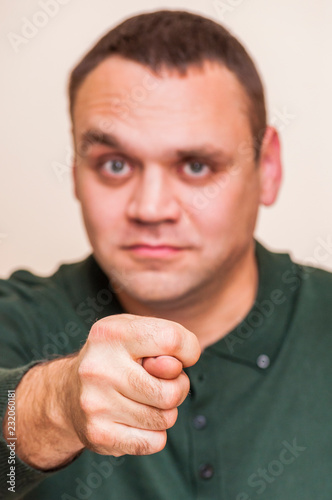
73, 56, 251, 150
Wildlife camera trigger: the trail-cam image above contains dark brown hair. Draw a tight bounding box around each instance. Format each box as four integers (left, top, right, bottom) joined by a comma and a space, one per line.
69, 10, 266, 156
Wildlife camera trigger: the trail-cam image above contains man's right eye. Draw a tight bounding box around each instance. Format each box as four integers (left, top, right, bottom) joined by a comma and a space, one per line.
99, 159, 131, 177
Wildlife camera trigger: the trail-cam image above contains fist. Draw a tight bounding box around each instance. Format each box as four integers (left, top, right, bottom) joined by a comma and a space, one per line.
71, 314, 200, 457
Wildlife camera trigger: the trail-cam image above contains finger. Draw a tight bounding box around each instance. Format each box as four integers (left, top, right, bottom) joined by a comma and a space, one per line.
142, 356, 183, 379
94, 314, 201, 368
83, 419, 168, 456
78, 343, 190, 410
115, 401, 178, 431
81, 385, 179, 431
117, 363, 191, 410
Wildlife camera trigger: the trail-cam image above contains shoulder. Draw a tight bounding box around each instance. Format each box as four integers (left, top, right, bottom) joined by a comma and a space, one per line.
256, 240, 332, 299
0, 256, 103, 365
259, 242, 332, 340
256, 240, 332, 326
0, 255, 103, 306
281, 254, 332, 308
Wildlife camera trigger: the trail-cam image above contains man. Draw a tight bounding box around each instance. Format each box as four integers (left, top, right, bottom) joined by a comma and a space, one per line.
1, 9, 331, 500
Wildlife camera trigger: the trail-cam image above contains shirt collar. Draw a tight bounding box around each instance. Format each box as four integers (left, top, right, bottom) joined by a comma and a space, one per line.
206, 240, 300, 371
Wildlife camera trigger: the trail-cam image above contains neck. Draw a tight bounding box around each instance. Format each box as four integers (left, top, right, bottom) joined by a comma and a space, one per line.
116, 243, 258, 350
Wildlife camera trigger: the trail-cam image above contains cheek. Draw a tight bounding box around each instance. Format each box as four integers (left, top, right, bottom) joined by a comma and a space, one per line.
188, 176, 260, 239
79, 183, 127, 233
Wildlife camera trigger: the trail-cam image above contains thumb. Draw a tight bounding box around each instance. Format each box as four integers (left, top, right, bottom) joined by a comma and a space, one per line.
142, 355, 183, 380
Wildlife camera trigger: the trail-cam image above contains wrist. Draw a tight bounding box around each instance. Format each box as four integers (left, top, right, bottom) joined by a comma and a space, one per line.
13, 355, 84, 470
45, 355, 85, 453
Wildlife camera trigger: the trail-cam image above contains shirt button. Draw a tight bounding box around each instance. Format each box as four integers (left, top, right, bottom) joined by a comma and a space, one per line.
256, 354, 270, 369
193, 415, 207, 430
199, 463, 214, 479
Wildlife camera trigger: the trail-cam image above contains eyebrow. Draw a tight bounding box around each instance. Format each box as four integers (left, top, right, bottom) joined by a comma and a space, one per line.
78, 128, 231, 164
79, 130, 122, 154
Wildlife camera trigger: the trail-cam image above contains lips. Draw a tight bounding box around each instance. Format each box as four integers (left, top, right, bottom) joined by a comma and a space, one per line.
123, 244, 186, 258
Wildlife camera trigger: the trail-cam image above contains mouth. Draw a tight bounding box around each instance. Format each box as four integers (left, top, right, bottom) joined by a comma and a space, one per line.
123, 244, 187, 259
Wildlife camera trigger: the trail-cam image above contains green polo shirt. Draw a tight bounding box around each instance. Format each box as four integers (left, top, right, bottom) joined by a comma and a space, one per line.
1, 241, 332, 499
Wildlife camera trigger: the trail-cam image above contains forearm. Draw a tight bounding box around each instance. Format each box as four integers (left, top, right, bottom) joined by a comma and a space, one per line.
2, 356, 84, 471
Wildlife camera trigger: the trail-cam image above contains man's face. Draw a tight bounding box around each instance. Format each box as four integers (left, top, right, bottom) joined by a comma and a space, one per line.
73, 56, 274, 308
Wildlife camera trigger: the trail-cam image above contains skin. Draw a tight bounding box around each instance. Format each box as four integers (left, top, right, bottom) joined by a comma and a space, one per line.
73, 56, 282, 348
2, 55, 282, 469
4, 316, 199, 468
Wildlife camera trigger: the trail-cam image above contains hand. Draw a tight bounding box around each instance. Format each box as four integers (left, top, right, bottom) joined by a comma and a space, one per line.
68, 314, 200, 457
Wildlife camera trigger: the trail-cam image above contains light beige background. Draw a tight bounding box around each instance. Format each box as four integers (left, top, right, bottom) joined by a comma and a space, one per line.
1, 0, 331, 278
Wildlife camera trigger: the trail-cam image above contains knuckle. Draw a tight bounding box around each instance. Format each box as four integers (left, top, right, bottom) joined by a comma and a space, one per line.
78, 358, 97, 380
110, 433, 144, 456
126, 432, 167, 456
84, 420, 104, 447
89, 320, 109, 343
163, 324, 184, 354
181, 373, 191, 395
161, 382, 184, 409
77, 366, 89, 383
130, 407, 177, 431
79, 390, 101, 416
89, 316, 124, 343
127, 317, 155, 345
164, 408, 178, 429
155, 409, 173, 430
88, 321, 104, 341
151, 431, 168, 454
128, 367, 161, 402
127, 437, 152, 456
128, 407, 158, 429
79, 391, 93, 414
78, 352, 116, 384
127, 406, 174, 431
84, 421, 120, 455
83, 422, 168, 457
145, 409, 168, 430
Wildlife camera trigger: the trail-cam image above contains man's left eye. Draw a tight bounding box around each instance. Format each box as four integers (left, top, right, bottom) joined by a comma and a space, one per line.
183, 161, 210, 177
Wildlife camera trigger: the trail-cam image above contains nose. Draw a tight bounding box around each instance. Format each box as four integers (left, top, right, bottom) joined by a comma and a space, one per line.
126, 165, 181, 224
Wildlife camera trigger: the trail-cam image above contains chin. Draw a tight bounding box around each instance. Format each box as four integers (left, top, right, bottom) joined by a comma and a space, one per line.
109, 269, 192, 305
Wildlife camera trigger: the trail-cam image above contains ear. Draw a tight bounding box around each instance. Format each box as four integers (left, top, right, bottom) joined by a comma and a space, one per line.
258, 126, 282, 206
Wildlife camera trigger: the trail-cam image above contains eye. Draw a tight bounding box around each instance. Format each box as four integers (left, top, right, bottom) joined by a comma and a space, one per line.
100, 159, 131, 177
182, 161, 210, 178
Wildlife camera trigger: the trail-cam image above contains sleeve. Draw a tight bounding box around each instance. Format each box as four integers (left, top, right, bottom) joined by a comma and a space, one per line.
0, 276, 59, 498
0, 364, 56, 499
